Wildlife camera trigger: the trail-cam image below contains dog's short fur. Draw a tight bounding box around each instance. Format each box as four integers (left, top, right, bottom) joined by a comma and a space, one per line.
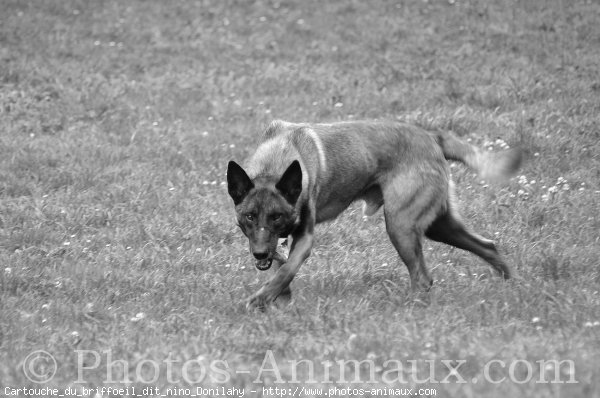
227, 120, 522, 309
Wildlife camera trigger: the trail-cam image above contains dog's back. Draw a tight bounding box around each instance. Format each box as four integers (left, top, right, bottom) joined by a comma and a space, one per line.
250, 119, 521, 187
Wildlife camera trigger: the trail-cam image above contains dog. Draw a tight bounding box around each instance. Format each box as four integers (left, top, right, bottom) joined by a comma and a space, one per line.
227, 120, 522, 309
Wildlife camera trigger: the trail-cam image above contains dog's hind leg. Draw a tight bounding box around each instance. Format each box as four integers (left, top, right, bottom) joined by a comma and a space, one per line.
425, 208, 511, 279
385, 222, 432, 292
382, 177, 442, 292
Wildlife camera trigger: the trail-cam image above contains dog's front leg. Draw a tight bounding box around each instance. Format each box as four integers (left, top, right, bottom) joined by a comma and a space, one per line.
247, 215, 314, 310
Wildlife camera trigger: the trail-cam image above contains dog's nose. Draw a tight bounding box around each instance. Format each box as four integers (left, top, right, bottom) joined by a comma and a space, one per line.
253, 252, 269, 260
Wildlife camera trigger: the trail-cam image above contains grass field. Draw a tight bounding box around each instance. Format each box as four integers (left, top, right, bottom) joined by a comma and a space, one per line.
1, 0, 599, 396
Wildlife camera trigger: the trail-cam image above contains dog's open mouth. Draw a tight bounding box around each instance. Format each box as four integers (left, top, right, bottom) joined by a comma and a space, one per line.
255, 257, 273, 271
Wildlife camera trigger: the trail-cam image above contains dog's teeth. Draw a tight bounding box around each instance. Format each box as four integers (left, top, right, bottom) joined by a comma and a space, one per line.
255, 258, 273, 271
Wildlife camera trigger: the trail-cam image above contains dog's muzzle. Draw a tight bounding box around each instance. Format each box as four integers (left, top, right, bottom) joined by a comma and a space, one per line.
255, 257, 273, 271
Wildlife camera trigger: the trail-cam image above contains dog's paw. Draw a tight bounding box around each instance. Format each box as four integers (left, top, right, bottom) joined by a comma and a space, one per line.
246, 294, 267, 312
246, 291, 275, 312
410, 274, 433, 293
245, 303, 264, 312
246, 286, 289, 311
274, 287, 292, 308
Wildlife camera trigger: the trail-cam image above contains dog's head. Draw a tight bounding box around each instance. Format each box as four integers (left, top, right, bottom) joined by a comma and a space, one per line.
226, 160, 302, 270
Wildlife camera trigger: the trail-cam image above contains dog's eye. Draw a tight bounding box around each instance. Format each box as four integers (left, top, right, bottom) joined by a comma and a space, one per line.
271, 213, 282, 221
245, 214, 255, 222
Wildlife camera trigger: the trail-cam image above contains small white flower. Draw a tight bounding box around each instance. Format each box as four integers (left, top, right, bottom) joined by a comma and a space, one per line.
131, 312, 146, 322
532, 317, 540, 323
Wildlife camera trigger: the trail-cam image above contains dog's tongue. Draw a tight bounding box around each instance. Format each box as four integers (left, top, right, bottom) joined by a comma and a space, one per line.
255, 258, 273, 271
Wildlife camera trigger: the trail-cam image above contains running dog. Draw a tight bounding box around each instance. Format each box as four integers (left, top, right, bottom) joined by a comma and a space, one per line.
227, 120, 522, 309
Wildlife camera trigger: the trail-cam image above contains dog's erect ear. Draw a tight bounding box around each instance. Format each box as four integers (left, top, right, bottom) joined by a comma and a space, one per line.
227, 161, 254, 205
275, 160, 302, 205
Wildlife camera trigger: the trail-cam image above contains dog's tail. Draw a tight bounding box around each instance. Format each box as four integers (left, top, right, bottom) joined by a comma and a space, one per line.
435, 131, 522, 183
